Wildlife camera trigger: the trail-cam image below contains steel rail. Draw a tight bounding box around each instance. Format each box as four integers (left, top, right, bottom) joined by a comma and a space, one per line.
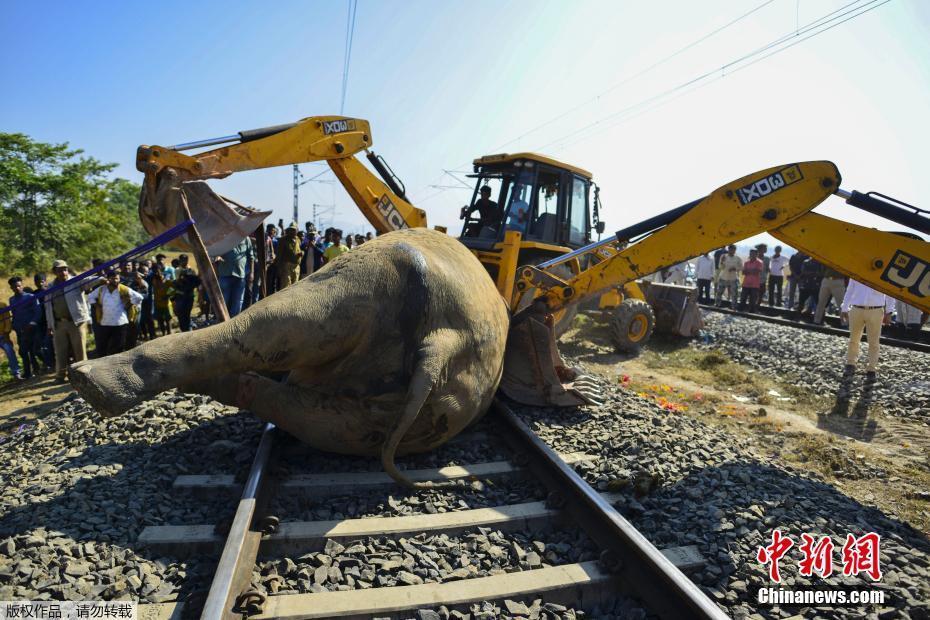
700, 304, 930, 353
492, 399, 728, 620
201, 422, 277, 620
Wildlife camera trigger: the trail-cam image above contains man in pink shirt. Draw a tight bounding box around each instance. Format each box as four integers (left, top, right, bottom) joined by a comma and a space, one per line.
738, 248, 764, 313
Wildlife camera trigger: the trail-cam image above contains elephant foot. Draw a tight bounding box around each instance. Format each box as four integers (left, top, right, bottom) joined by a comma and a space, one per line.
69, 359, 148, 417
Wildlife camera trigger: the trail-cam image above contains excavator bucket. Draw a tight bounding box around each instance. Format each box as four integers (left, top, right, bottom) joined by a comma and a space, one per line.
140, 171, 271, 256
639, 280, 703, 337
500, 310, 603, 407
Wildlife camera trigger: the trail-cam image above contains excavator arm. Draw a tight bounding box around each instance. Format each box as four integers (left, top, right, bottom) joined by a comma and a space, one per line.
136, 116, 426, 254
502, 160, 929, 406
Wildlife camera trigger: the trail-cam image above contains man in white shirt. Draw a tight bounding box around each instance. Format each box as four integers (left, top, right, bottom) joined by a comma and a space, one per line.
840, 279, 895, 382
86, 269, 143, 357
767, 246, 789, 307
695, 253, 715, 304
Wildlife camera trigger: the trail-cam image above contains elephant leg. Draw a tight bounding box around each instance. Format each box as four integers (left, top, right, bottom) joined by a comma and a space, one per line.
187, 372, 396, 456
69, 282, 366, 417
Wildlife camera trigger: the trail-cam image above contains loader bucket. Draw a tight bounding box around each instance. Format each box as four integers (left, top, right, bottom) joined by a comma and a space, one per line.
140, 172, 271, 256
639, 281, 703, 337
500, 310, 603, 407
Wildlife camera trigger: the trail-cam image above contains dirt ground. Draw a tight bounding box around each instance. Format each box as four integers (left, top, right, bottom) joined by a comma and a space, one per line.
559, 313, 930, 536
0, 374, 74, 435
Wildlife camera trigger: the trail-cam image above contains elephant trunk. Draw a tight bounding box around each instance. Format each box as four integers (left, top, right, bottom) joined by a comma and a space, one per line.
69, 280, 346, 417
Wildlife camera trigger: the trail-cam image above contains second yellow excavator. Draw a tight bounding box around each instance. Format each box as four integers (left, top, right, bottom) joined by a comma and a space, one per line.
135, 116, 930, 408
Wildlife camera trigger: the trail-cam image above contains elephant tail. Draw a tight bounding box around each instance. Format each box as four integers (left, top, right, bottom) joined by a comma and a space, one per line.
381, 338, 464, 490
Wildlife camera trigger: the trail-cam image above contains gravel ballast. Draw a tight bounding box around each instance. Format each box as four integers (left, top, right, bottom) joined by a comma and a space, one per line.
509, 371, 930, 619
271, 476, 549, 522
700, 311, 930, 419
253, 528, 598, 595
0, 391, 262, 603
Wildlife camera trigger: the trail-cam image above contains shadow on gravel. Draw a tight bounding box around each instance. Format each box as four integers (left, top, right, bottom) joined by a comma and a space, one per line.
626, 460, 930, 608
817, 383, 879, 442
0, 411, 263, 605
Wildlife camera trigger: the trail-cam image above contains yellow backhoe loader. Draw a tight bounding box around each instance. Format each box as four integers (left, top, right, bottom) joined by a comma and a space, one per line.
504, 161, 930, 405
136, 115, 695, 352
136, 117, 930, 408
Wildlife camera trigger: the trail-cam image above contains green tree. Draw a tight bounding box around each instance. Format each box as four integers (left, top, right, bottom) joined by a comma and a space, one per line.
0, 133, 147, 275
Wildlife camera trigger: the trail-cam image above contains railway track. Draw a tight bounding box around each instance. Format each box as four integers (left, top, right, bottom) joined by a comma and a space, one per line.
699, 303, 930, 353
135, 401, 726, 620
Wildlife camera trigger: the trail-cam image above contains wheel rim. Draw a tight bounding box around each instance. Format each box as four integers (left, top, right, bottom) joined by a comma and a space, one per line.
628, 315, 647, 341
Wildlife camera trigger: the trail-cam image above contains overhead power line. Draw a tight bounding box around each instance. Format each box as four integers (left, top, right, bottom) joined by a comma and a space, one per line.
340, 0, 359, 115
487, 0, 780, 155
536, 0, 891, 154
413, 0, 782, 202
413, 0, 891, 204
298, 0, 359, 224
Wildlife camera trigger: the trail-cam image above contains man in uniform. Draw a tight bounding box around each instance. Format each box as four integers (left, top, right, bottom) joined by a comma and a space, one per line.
44, 259, 90, 382
276, 223, 304, 288
815, 265, 847, 325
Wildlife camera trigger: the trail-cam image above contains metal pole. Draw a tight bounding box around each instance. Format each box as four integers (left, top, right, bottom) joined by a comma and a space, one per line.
180, 195, 230, 323
292, 165, 299, 226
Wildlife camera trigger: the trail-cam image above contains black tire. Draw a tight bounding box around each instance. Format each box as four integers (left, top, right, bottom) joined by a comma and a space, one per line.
610, 298, 655, 352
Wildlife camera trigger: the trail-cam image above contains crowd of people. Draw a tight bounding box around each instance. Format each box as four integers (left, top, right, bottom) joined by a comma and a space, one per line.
682, 243, 927, 334
0, 220, 373, 384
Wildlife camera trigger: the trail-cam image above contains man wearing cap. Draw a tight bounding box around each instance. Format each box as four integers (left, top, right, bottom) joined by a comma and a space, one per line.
44, 259, 91, 383
277, 223, 304, 289
87, 269, 144, 357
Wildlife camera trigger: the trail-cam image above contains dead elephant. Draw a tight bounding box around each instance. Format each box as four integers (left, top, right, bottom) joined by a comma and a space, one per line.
70, 228, 510, 487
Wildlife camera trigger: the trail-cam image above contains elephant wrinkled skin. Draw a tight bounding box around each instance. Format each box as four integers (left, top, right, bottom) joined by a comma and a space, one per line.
70, 229, 510, 487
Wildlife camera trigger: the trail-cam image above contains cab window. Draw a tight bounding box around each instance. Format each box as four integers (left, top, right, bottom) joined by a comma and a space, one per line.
502, 169, 534, 236
527, 168, 561, 243
568, 176, 588, 246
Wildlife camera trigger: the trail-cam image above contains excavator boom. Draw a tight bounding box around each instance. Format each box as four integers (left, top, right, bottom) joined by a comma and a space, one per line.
136, 116, 426, 255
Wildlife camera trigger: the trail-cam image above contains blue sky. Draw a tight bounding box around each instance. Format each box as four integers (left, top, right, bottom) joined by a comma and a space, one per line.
2, 0, 928, 245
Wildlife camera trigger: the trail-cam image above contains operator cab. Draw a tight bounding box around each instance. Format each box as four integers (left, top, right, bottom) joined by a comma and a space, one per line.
458, 153, 604, 251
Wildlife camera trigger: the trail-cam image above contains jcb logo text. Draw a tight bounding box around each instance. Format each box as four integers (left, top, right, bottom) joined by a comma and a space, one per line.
736, 165, 804, 206
322, 119, 356, 135
881, 250, 930, 299
378, 195, 408, 230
